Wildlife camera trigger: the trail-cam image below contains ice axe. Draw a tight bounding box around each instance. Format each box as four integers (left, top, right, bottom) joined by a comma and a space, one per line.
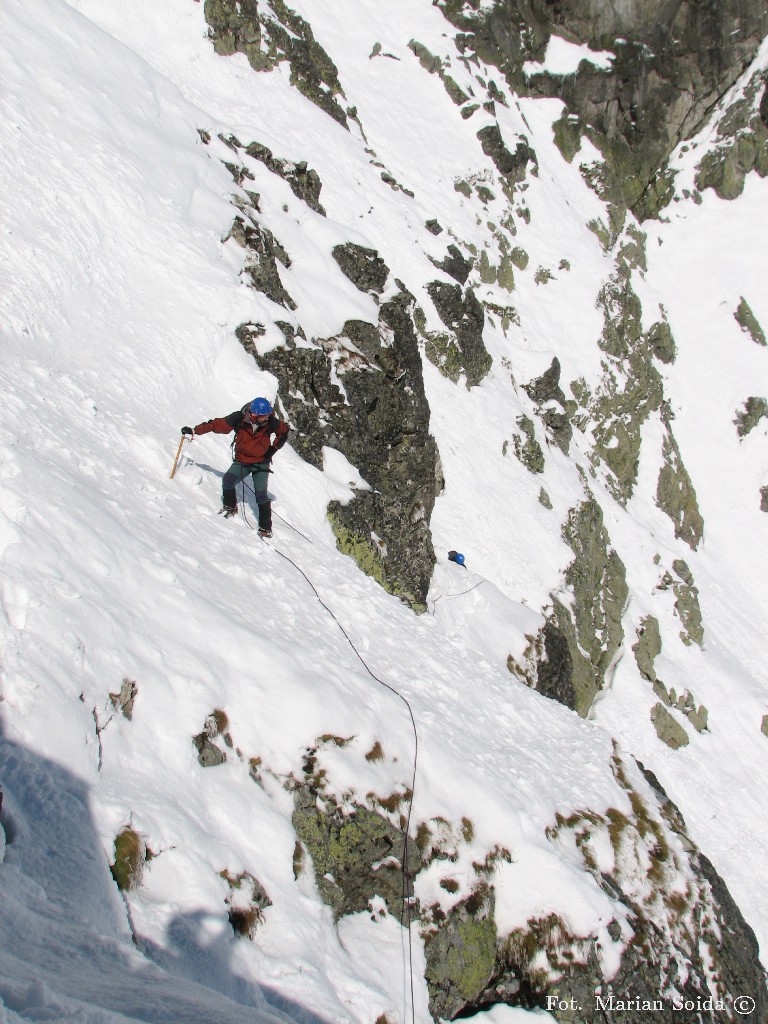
169, 434, 190, 479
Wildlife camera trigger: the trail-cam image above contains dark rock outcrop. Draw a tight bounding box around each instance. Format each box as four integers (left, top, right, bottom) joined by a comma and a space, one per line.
292, 781, 419, 920
332, 242, 390, 294
552, 497, 628, 716
534, 622, 575, 710
523, 357, 574, 455
431, 243, 473, 285
245, 140, 326, 214
476, 122, 537, 188
439, 0, 768, 218
204, 0, 348, 126
253, 290, 440, 607
426, 281, 492, 387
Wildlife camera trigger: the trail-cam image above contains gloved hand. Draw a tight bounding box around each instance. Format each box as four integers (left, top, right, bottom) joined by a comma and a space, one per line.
181, 426, 194, 437
264, 446, 275, 461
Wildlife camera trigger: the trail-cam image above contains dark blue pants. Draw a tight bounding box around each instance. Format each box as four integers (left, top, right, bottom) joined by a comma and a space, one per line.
222, 461, 271, 528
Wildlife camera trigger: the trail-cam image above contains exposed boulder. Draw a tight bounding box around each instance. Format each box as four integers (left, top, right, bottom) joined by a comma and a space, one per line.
423, 885, 499, 1020
408, 38, 471, 107
109, 676, 138, 720
476, 123, 537, 190
245, 139, 326, 214
512, 414, 545, 474
650, 702, 690, 749
332, 242, 390, 294
523, 357, 574, 456
735, 396, 768, 437
431, 243, 473, 285
658, 560, 704, 648
534, 621, 575, 710
192, 709, 232, 768
734, 296, 767, 346
426, 280, 492, 387
632, 615, 662, 682
552, 497, 628, 716
292, 781, 419, 920
656, 418, 705, 551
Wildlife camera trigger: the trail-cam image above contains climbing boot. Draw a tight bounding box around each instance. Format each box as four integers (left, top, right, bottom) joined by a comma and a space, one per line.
257, 499, 272, 534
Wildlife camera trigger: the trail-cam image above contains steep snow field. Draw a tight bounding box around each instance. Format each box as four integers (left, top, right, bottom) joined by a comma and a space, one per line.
1, 0, 767, 1021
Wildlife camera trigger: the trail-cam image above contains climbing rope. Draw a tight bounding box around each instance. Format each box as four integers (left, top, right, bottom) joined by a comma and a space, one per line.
239, 479, 419, 1024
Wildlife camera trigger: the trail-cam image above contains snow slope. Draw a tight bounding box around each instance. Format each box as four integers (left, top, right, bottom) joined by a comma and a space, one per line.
1, 0, 767, 1021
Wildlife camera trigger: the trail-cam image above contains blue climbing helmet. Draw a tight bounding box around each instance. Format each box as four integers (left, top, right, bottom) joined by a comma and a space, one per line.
250, 397, 272, 417
448, 550, 466, 565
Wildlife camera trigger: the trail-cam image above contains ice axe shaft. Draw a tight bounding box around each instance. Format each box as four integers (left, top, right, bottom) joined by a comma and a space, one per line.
169, 435, 189, 479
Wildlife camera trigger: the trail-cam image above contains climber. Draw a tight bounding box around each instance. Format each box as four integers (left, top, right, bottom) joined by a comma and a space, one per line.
181, 398, 290, 537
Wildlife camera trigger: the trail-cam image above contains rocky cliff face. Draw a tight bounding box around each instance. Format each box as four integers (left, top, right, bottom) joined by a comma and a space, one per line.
287, 737, 767, 1023
438, 0, 768, 217
194, 2, 768, 1018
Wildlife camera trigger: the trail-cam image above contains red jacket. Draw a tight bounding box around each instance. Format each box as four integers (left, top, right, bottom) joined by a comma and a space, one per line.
194, 407, 290, 465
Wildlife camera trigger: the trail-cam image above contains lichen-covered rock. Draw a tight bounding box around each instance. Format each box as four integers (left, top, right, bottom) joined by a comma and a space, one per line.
734, 296, 767, 346
285, 745, 767, 1022
423, 886, 498, 1020
553, 110, 582, 163
652, 677, 708, 732
476, 123, 537, 190
632, 615, 662, 682
292, 782, 419, 920
586, 269, 664, 501
552, 498, 628, 716
254, 292, 439, 607
523, 357, 574, 455
332, 242, 389, 294
734, 396, 768, 437
439, 0, 768, 219
664, 559, 705, 647
204, 0, 348, 125
651, 703, 690, 748
695, 62, 768, 200
244, 139, 325, 214
646, 319, 677, 364
512, 415, 544, 474
426, 281, 492, 387
761, 485, 768, 512
656, 421, 705, 550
